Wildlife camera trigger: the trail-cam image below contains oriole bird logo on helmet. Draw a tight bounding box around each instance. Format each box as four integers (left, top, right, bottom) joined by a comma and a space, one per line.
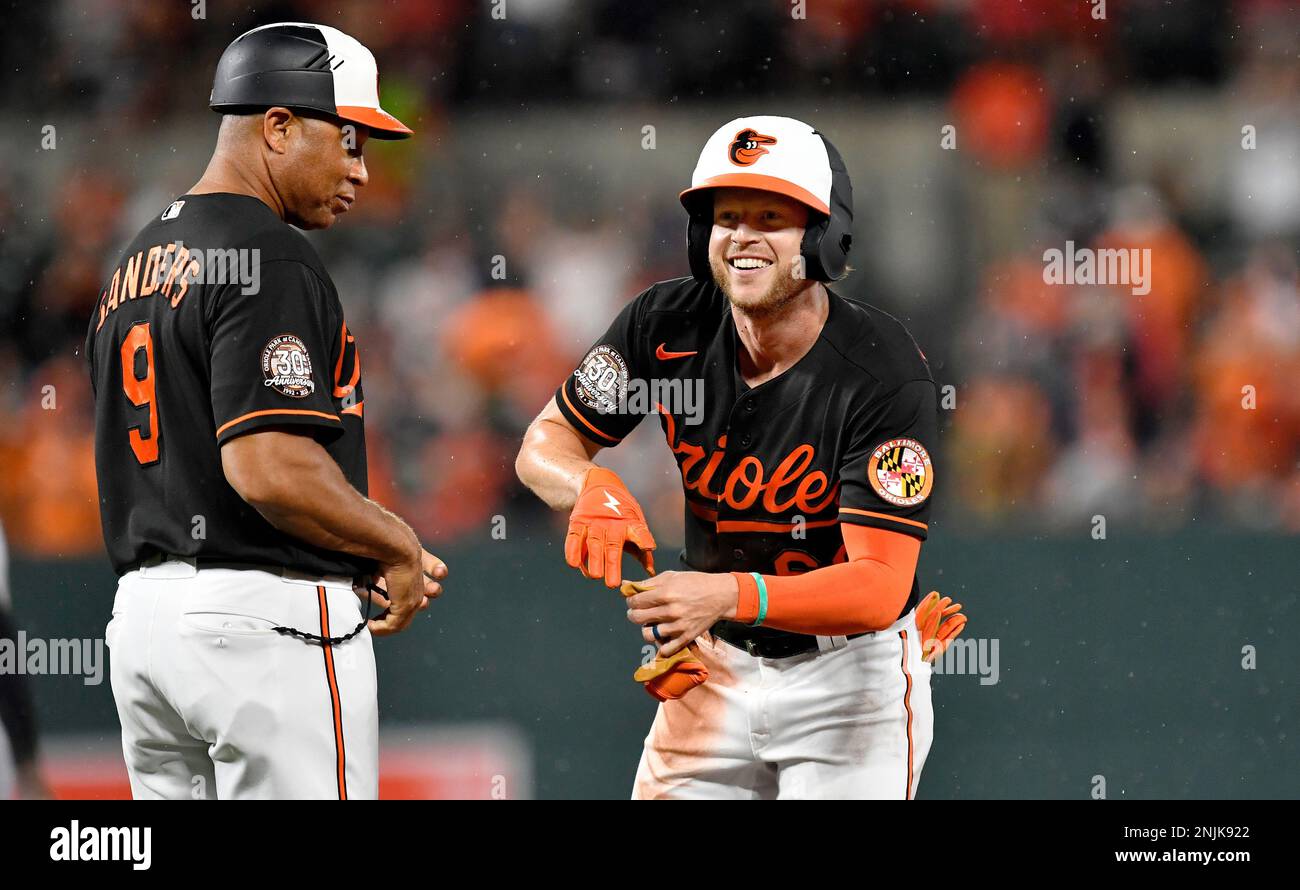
728, 128, 777, 166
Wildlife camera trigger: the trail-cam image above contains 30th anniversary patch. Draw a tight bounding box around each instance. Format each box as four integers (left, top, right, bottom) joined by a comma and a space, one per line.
867, 437, 933, 507
262, 333, 315, 398
573, 344, 628, 415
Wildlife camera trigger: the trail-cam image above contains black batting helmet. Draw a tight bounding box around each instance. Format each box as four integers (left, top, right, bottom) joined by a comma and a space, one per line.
210, 22, 412, 139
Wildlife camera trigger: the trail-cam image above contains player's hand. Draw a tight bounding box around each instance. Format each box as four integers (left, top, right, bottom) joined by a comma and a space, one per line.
566, 467, 656, 588
622, 580, 710, 700
916, 590, 966, 663
624, 571, 738, 658
368, 548, 447, 637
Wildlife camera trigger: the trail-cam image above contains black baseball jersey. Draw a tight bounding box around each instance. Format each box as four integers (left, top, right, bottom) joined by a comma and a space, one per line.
557, 277, 938, 621
86, 193, 371, 579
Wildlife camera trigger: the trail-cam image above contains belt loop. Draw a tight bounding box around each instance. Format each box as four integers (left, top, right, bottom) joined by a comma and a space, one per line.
138, 557, 198, 579
816, 634, 849, 652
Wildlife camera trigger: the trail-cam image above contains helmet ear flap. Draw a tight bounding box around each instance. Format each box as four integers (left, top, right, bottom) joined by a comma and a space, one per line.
801, 212, 853, 281
808, 131, 854, 281
800, 215, 831, 282
686, 196, 714, 283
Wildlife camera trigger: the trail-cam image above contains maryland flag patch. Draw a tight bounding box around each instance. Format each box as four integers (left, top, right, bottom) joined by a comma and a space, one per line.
867, 437, 933, 507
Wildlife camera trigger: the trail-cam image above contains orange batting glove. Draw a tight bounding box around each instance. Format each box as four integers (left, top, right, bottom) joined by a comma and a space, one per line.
635, 646, 709, 701
622, 580, 709, 701
566, 467, 656, 588
916, 590, 967, 663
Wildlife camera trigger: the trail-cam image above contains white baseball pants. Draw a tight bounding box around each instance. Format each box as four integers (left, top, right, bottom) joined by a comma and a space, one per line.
106, 561, 377, 800
633, 609, 934, 799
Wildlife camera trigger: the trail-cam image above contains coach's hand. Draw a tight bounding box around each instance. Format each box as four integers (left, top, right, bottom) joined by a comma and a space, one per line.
624, 571, 738, 658
916, 590, 966, 663
566, 467, 656, 588
367, 548, 448, 636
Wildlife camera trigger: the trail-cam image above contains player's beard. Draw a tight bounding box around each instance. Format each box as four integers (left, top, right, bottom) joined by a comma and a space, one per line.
711, 254, 813, 320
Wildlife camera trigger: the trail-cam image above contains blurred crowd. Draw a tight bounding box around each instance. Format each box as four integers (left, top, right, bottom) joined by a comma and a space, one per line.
1, 0, 1298, 559
0, 0, 1235, 117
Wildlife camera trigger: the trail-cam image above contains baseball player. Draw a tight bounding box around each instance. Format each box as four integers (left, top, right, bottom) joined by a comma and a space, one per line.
85, 23, 445, 800
517, 116, 965, 799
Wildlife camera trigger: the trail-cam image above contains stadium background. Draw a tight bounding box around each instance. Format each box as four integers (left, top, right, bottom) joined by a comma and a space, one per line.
0, 0, 1295, 798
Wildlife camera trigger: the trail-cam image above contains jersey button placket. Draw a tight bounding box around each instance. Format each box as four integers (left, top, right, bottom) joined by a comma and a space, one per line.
733, 395, 756, 450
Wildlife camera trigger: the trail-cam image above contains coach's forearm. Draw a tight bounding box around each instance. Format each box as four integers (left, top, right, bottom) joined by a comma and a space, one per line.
516, 402, 601, 510
221, 430, 418, 565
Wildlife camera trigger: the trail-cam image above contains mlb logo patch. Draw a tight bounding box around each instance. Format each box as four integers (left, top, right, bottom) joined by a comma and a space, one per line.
161, 200, 185, 221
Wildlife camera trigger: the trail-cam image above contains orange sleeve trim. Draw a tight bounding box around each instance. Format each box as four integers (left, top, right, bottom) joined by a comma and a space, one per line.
215, 408, 341, 438
839, 507, 929, 531
559, 386, 621, 445
731, 572, 760, 625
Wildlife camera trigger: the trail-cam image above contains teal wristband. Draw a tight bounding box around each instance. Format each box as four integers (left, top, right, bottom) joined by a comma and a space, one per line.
749, 572, 768, 627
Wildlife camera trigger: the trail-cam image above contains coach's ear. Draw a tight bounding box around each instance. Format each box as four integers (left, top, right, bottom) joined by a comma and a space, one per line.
261, 107, 295, 154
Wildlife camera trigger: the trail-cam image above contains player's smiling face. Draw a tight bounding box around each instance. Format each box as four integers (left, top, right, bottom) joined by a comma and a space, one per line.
275, 114, 370, 230
708, 187, 813, 314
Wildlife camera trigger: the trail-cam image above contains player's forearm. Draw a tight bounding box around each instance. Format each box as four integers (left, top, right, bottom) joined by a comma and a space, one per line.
730, 526, 922, 636
731, 558, 913, 636
516, 417, 596, 511
222, 432, 418, 566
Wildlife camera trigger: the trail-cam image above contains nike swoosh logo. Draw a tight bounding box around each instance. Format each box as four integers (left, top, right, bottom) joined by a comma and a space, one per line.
655, 343, 698, 360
